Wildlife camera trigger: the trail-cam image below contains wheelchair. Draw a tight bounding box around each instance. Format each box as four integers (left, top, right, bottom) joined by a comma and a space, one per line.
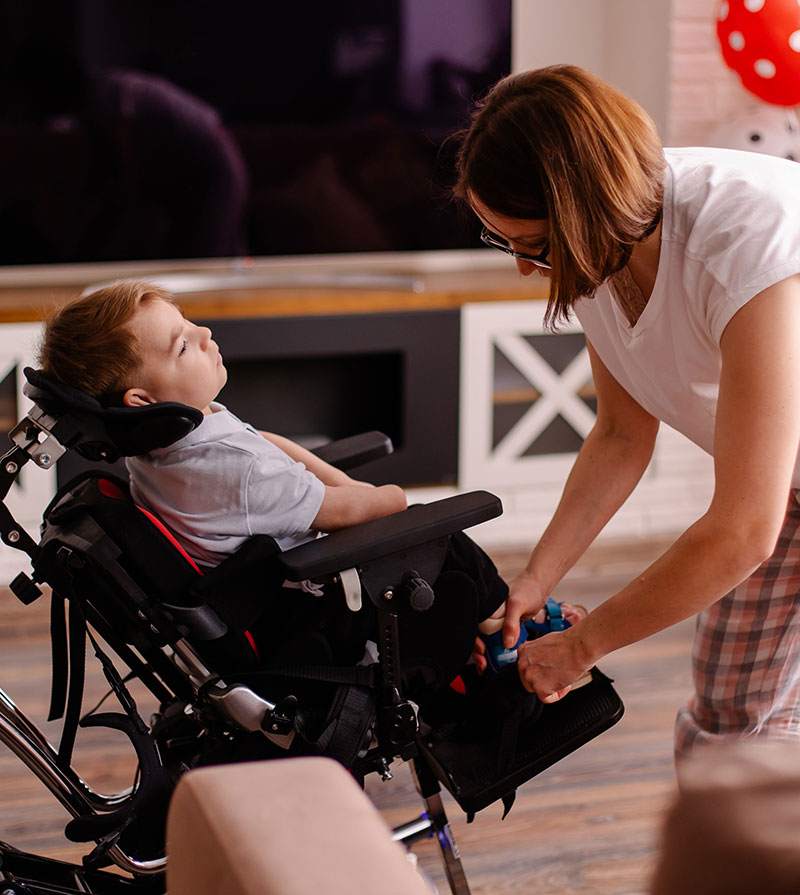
0, 367, 624, 895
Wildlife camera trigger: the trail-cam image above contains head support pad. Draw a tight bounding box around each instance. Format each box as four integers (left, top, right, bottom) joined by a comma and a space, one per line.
23, 367, 203, 461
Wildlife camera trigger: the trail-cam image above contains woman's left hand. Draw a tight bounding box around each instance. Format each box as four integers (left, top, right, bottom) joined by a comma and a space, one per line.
516, 628, 592, 702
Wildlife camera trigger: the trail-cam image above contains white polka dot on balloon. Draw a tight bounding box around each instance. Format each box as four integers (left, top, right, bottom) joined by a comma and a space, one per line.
729, 31, 745, 50
754, 58, 777, 78
744, 0, 765, 10
718, 0, 730, 20
791, 30, 800, 52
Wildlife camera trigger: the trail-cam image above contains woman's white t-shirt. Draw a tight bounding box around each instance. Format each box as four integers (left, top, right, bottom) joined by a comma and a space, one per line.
574, 146, 800, 486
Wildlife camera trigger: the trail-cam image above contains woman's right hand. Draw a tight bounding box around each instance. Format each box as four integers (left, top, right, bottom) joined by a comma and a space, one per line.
501, 570, 549, 649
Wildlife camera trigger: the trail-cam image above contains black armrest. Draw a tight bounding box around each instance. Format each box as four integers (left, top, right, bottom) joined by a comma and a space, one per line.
311, 431, 392, 471
277, 490, 502, 581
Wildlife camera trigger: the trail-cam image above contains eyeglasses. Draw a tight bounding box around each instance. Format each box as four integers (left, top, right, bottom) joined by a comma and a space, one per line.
480, 226, 551, 269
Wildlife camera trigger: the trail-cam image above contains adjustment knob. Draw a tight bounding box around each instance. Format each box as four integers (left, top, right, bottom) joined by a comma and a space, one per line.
401, 570, 435, 611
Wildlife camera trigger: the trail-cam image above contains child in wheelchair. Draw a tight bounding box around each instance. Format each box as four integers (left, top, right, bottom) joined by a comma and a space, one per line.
0, 279, 625, 894
38, 280, 581, 707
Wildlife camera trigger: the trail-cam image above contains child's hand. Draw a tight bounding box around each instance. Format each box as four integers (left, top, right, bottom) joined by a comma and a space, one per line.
473, 604, 506, 674
472, 635, 488, 674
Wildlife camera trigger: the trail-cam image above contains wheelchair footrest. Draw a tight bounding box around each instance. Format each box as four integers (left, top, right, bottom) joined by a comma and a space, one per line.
417, 668, 624, 816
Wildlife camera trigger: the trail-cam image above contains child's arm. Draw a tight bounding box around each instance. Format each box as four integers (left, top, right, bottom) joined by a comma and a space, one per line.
259, 430, 407, 530
260, 431, 372, 488
312, 483, 408, 532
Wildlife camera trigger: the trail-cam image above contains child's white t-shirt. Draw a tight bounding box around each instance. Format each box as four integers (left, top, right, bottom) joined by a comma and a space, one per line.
574, 146, 800, 487
126, 404, 325, 566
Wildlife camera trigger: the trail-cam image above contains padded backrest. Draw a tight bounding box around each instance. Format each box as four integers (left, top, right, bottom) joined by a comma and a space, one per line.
39, 471, 270, 677
43, 471, 203, 610
96, 476, 204, 575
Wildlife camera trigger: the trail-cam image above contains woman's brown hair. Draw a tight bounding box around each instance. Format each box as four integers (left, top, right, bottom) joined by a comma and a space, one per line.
455, 65, 665, 327
39, 280, 176, 403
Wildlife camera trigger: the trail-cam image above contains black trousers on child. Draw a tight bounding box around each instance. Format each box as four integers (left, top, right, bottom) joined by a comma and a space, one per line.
250, 531, 508, 694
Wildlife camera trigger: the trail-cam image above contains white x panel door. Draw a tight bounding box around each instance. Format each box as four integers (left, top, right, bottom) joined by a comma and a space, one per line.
489, 330, 595, 462
460, 300, 593, 490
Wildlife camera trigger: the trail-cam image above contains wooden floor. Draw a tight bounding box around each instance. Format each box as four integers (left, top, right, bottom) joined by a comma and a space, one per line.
0, 536, 692, 895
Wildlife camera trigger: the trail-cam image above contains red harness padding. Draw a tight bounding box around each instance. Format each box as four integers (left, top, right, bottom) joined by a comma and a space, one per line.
97, 477, 260, 659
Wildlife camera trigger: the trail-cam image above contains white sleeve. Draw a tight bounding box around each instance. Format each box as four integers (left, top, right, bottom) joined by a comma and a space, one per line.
242, 446, 325, 540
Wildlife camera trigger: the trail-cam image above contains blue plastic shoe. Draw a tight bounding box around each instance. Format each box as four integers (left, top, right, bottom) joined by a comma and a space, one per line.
480, 626, 528, 676
524, 596, 572, 636
480, 598, 580, 676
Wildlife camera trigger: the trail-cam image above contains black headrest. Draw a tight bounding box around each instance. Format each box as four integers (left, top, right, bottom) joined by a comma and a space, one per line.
23, 367, 204, 461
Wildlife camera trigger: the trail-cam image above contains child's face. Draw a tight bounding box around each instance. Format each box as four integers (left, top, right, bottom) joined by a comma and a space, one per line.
123, 298, 227, 414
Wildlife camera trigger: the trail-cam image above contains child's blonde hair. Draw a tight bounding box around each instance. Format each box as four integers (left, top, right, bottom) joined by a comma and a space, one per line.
39, 280, 177, 404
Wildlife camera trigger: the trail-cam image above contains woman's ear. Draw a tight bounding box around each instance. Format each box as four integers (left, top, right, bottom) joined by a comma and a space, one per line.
123, 387, 156, 408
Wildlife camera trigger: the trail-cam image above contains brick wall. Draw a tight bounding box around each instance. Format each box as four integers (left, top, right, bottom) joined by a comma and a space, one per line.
667, 0, 756, 145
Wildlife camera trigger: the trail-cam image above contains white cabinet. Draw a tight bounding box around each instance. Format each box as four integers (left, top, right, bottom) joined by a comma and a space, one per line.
455, 300, 714, 548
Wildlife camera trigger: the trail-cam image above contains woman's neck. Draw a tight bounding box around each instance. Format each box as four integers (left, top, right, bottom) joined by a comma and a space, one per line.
626, 220, 662, 301
608, 220, 663, 326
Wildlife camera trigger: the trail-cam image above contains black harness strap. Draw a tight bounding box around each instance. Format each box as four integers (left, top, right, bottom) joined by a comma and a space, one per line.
53, 584, 151, 772
312, 684, 374, 767
56, 595, 87, 770
48, 589, 173, 743
47, 589, 68, 723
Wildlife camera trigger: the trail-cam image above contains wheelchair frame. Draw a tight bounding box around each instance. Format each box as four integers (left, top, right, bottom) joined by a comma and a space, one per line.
0, 374, 624, 895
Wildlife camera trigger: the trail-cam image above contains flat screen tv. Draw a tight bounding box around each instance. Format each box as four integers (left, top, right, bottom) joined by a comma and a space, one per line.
0, 0, 512, 268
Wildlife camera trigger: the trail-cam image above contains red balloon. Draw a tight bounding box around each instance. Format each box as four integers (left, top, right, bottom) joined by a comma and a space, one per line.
716, 0, 800, 106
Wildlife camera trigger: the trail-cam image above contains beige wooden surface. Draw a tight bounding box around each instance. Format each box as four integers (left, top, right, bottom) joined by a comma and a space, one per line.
0, 265, 548, 323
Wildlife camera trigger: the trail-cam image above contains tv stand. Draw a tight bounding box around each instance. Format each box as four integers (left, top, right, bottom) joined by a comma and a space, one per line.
89, 270, 427, 297
0, 249, 544, 318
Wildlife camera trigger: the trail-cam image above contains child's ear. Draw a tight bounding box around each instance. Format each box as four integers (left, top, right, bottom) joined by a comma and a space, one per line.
123, 387, 156, 408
